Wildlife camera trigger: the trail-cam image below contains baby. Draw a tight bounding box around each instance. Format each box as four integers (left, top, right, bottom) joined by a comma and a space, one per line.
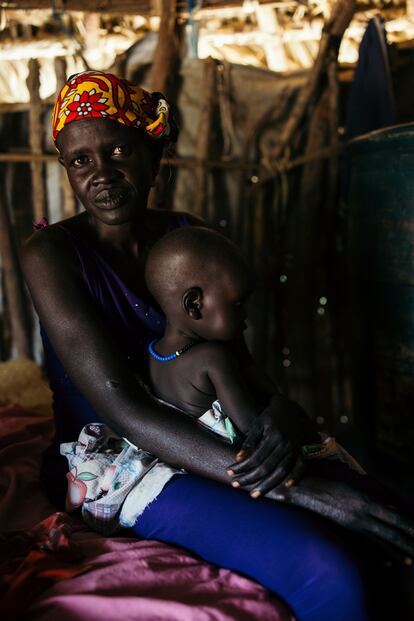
144, 226, 364, 475
144, 225, 264, 441
60, 227, 265, 533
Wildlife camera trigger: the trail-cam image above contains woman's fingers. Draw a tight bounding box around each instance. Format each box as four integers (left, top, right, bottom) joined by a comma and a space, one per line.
229, 430, 287, 477
232, 453, 305, 494
248, 452, 295, 497
226, 410, 306, 492
236, 418, 264, 458
231, 444, 292, 488
282, 455, 306, 488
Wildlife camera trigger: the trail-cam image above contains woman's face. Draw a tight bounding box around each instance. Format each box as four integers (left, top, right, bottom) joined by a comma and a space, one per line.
57, 118, 157, 226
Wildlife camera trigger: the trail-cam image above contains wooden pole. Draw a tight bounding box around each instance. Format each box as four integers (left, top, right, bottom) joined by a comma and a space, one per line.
326, 49, 347, 425
193, 58, 217, 219
273, 0, 356, 162
0, 168, 31, 358
149, 0, 179, 96
147, 0, 184, 210
54, 56, 66, 91
55, 57, 77, 219
327, 49, 339, 208
26, 58, 47, 223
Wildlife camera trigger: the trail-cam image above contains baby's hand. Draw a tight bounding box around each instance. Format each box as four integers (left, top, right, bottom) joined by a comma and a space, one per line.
226, 395, 313, 497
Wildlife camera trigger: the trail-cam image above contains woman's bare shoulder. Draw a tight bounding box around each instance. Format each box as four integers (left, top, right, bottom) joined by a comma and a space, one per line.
20, 214, 86, 275
22, 213, 87, 248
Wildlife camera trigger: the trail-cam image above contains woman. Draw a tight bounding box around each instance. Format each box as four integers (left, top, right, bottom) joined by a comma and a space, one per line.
21, 71, 410, 621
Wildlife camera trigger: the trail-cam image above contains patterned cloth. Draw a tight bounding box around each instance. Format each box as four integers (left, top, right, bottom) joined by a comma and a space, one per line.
52, 70, 177, 145
59, 388, 363, 537
302, 435, 366, 475
60, 401, 239, 535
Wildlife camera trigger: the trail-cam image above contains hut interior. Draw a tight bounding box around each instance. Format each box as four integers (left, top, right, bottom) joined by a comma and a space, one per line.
1, 0, 414, 617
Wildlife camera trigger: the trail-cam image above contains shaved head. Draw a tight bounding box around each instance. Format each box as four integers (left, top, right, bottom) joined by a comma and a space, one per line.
145, 227, 252, 314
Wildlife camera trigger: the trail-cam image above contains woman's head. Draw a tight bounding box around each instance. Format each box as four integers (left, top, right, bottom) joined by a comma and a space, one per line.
53, 71, 177, 225
52, 70, 176, 145
145, 227, 255, 341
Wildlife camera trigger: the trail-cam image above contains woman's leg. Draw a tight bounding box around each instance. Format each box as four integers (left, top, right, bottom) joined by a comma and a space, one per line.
132, 475, 369, 621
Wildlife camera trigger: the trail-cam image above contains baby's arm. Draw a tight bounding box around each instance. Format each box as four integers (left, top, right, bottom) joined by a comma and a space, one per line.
204, 340, 317, 494
203, 343, 264, 434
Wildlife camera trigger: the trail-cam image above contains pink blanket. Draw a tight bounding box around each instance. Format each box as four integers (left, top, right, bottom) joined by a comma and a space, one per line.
0, 404, 294, 621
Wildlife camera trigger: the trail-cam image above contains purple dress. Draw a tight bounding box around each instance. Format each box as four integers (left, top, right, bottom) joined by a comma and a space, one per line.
40, 214, 185, 500
39, 215, 371, 621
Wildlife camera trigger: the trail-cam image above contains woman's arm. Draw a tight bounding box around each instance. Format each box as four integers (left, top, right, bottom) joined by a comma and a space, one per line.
268, 475, 414, 561
22, 224, 316, 494
21, 226, 234, 482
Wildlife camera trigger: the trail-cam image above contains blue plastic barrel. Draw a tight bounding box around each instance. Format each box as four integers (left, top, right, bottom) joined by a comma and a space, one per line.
348, 123, 414, 465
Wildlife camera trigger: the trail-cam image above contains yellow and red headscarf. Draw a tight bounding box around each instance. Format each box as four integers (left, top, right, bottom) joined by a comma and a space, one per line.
52, 70, 176, 146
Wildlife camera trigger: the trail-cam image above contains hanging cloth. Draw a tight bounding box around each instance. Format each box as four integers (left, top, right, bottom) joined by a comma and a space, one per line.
343, 16, 396, 197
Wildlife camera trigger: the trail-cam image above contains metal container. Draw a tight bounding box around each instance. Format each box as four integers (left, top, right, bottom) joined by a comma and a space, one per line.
348, 123, 414, 465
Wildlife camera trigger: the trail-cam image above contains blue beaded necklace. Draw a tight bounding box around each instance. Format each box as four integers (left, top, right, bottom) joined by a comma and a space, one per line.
148, 339, 197, 362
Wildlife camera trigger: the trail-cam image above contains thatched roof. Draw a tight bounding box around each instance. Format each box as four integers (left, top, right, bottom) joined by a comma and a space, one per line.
1, 1, 273, 13
0, 0, 413, 104
0, 0, 405, 13
0, 1, 153, 11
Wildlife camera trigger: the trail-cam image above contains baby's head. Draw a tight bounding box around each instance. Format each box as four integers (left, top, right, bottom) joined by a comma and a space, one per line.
145, 227, 254, 341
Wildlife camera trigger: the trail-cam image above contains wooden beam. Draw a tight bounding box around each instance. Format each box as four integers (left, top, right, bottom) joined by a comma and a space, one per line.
26, 58, 47, 223
0, 149, 344, 171
0, 0, 404, 14
0, 96, 56, 115
0, 153, 57, 162
0, 1, 153, 12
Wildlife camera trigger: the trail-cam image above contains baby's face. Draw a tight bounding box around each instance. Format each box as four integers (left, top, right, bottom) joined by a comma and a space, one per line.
198, 269, 253, 342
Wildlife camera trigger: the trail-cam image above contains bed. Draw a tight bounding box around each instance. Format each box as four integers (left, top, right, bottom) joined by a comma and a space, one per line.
0, 358, 294, 621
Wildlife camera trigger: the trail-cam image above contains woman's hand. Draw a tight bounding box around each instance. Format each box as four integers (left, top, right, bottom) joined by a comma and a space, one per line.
268, 476, 414, 562
227, 394, 317, 497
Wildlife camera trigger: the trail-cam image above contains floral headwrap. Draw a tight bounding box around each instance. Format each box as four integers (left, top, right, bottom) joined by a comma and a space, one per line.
52, 70, 177, 146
